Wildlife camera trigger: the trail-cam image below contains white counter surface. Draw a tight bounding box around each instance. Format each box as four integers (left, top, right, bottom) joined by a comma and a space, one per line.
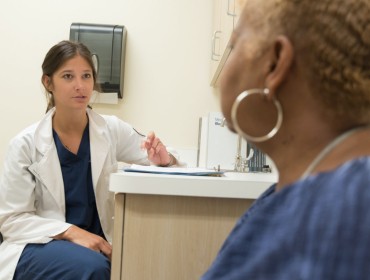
109, 171, 278, 199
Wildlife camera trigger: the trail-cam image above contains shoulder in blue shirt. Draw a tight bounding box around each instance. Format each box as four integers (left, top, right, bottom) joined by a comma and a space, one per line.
202, 157, 370, 280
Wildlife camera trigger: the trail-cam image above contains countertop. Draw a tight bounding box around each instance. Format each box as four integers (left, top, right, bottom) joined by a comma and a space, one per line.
109, 171, 278, 199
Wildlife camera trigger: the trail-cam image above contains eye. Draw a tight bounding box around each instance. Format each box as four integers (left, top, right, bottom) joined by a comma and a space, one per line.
83, 73, 92, 79
62, 74, 73, 80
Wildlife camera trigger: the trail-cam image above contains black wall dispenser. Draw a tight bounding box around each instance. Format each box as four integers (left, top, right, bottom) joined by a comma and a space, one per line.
69, 23, 127, 98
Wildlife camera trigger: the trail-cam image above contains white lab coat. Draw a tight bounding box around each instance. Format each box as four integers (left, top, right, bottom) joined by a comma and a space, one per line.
0, 108, 152, 280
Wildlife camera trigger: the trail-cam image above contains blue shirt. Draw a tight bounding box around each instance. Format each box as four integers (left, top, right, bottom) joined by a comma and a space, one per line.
202, 157, 370, 280
53, 125, 104, 237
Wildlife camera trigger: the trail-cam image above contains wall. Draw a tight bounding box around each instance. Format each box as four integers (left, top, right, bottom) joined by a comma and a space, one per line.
0, 0, 220, 166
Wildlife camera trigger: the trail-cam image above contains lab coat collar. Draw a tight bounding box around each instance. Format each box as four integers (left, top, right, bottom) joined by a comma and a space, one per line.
33, 108, 55, 155
29, 108, 65, 213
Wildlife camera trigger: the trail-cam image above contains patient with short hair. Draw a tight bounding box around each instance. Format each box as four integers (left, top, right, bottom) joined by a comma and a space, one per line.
202, 0, 370, 279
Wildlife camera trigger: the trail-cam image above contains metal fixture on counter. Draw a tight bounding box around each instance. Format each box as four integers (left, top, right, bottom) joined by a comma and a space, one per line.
221, 118, 270, 173
221, 118, 248, 172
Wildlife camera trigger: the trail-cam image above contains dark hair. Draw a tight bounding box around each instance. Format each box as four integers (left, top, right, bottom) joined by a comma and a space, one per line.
41, 40, 100, 112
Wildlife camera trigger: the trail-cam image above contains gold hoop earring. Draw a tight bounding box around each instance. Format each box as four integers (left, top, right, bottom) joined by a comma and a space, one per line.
231, 88, 283, 142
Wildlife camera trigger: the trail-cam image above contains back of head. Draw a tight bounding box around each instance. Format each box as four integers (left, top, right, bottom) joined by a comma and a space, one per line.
247, 0, 370, 124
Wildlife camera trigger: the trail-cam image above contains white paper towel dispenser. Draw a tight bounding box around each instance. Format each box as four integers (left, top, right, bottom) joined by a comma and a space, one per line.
69, 23, 127, 99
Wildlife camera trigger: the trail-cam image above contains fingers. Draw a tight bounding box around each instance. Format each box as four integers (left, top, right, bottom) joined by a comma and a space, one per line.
142, 132, 173, 166
152, 138, 163, 153
143, 131, 155, 149
147, 131, 155, 141
143, 132, 165, 153
98, 240, 112, 261
60, 225, 112, 260
89, 237, 112, 261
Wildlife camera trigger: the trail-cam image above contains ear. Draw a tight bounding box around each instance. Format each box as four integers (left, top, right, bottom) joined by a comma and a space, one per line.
42, 74, 53, 93
265, 35, 294, 97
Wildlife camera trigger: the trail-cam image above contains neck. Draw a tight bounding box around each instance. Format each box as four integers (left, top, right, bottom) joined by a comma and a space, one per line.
271, 137, 333, 191
52, 108, 88, 133
271, 125, 370, 191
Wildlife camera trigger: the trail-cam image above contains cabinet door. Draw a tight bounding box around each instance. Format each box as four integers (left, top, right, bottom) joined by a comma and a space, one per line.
210, 0, 235, 85
210, 0, 247, 87
120, 194, 254, 280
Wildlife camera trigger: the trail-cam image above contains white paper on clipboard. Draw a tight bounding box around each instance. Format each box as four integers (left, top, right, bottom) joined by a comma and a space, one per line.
123, 164, 224, 176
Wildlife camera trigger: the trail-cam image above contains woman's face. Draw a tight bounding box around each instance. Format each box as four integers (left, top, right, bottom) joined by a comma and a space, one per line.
47, 55, 94, 111
219, 9, 270, 134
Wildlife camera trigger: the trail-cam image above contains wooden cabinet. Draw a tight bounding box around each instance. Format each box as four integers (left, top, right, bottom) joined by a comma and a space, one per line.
111, 193, 253, 280
210, 0, 247, 87
109, 172, 276, 280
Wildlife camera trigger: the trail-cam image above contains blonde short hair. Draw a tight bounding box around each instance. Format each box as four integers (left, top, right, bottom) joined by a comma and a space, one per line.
246, 0, 370, 124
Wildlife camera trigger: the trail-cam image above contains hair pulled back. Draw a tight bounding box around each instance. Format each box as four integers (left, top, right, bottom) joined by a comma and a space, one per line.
41, 40, 99, 112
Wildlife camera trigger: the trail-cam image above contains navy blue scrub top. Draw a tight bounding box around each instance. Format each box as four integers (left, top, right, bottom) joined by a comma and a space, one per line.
53, 124, 104, 238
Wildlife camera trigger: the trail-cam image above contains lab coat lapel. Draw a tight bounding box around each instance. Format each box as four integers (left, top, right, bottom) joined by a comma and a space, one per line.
28, 148, 65, 214
88, 110, 109, 191
28, 108, 66, 214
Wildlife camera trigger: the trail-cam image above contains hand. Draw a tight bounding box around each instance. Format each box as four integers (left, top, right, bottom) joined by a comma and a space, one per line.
141, 131, 172, 166
54, 225, 112, 260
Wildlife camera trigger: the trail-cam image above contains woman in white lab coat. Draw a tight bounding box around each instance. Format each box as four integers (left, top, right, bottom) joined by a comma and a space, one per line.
0, 40, 178, 280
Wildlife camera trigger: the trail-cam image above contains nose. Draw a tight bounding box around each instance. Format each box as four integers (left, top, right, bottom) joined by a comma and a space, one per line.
74, 77, 85, 91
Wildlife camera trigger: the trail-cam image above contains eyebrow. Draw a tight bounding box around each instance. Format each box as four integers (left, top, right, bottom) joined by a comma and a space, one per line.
59, 69, 92, 74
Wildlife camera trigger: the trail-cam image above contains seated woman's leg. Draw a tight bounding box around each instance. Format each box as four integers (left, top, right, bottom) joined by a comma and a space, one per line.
14, 240, 110, 280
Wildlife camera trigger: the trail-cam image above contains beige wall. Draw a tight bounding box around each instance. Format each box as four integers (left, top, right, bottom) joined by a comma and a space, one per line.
0, 0, 220, 166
